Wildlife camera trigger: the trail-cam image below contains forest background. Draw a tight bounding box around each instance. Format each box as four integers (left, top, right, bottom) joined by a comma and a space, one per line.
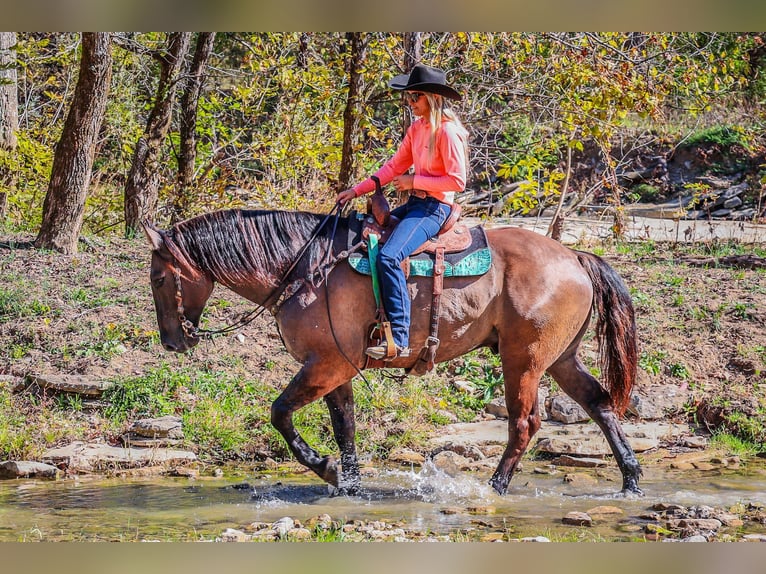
1, 32, 766, 252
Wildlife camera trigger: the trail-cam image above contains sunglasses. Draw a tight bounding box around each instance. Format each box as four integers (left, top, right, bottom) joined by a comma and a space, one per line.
404, 92, 426, 104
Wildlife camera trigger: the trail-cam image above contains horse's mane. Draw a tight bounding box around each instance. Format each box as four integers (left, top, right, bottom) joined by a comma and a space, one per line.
169, 209, 337, 287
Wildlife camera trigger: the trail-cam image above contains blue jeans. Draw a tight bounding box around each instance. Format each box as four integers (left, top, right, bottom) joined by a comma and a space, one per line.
376, 196, 452, 348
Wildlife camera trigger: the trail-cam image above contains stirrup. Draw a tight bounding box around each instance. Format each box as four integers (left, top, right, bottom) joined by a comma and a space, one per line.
365, 344, 411, 360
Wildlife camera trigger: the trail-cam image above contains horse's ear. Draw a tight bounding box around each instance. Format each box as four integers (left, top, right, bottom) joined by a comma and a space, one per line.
142, 220, 164, 251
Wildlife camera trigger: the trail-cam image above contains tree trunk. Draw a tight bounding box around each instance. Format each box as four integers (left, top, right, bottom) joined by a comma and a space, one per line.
338, 33, 368, 192
395, 32, 421, 205
0, 32, 18, 220
124, 32, 192, 236
173, 32, 215, 223
34, 33, 112, 254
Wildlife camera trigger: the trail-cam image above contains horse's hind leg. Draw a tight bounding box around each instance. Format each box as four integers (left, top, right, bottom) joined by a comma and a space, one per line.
547, 355, 643, 495
270, 362, 356, 489
324, 382, 361, 494
489, 360, 544, 495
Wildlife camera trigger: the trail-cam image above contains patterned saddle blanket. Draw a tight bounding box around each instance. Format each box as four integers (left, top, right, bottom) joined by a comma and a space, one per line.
346, 211, 491, 278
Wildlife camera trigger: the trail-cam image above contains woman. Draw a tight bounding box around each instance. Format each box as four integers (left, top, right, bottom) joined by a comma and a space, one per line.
337, 64, 469, 360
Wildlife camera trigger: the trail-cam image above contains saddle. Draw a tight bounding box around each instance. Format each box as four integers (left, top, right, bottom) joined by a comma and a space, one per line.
351, 178, 486, 374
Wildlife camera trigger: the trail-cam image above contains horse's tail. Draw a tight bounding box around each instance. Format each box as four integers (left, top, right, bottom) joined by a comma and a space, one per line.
577, 251, 638, 417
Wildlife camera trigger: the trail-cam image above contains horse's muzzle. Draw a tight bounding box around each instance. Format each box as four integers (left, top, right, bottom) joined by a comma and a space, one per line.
161, 334, 199, 353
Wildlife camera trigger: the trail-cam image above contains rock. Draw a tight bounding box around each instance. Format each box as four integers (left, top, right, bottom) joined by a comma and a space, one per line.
683, 436, 709, 449
551, 455, 607, 468
562, 511, 592, 526
520, 536, 551, 542
0, 460, 59, 479
388, 447, 425, 465
27, 374, 113, 397
546, 394, 590, 424
128, 416, 184, 439
681, 535, 708, 542
627, 384, 689, 419
431, 451, 470, 476
431, 442, 485, 461
563, 473, 598, 487
120, 434, 183, 448
586, 505, 624, 518
485, 397, 508, 418
453, 380, 478, 394
42, 441, 197, 471
666, 518, 722, 531
289, 528, 312, 540
480, 532, 505, 542
272, 517, 295, 538
219, 528, 251, 542
742, 534, 766, 542
0, 375, 27, 393
305, 514, 333, 530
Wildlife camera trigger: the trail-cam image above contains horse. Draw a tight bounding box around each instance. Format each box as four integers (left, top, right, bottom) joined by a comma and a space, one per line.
142, 208, 642, 497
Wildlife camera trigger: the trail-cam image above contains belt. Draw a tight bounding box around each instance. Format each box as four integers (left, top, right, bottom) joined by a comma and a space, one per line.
409, 189, 429, 199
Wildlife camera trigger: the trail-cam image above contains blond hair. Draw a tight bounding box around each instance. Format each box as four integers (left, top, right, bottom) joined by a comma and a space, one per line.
422, 92, 469, 162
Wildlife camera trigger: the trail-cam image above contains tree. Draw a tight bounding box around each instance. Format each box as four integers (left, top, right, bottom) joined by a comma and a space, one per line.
123, 32, 191, 236
0, 32, 18, 220
338, 33, 368, 192
173, 32, 216, 222
34, 33, 112, 254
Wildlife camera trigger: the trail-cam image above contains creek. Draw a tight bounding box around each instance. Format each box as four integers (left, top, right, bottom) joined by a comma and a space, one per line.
2, 457, 766, 541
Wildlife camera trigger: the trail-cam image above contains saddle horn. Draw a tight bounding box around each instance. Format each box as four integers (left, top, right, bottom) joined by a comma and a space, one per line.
368, 175, 391, 227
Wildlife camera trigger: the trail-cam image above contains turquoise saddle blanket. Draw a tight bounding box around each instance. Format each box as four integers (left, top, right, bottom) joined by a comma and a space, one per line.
346, 216, 492, 278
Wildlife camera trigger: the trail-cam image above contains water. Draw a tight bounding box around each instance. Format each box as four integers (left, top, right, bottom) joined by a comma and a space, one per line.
1, 460, 765, 541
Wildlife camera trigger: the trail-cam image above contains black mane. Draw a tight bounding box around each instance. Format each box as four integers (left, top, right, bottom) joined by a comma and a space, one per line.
170, 209, 340, 287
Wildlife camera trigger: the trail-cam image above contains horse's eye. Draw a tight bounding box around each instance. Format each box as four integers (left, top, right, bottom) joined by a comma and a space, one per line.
152, 276, 165, 288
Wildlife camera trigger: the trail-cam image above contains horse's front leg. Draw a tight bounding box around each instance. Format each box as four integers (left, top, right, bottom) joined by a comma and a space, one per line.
270, 363, 355, 489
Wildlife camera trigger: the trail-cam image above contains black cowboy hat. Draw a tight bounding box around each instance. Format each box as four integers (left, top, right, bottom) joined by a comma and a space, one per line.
389, 64, 462, 101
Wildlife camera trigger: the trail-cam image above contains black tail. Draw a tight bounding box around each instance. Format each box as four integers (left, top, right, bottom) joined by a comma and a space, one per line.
577, 251, 638, 416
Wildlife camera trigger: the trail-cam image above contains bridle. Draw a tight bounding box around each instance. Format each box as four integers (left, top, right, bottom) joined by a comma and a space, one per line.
168, 202, 363, 341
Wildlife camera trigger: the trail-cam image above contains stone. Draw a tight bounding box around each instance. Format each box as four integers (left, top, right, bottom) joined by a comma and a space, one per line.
586, 505, 624, 517
0, 460, 59, 479
28, 374, 113, 397
129, 415, 184, 439
666, 518, 722, 531
627, 384, 689, 419
551, 455, 608, 468
547, 394, 590, 424
0, 375, 27, 393
431, 450, 470, 476
742, 534, 766, 542
388, 447, 425, 465
272, 517, 295, 538
289, 528, 312, 540
681, 535, 708, 542
219, 528, 251, 542
562, 512, 592, 526
520, 536, 551, 542
683, 436, 709, 449
42, 441, 197, 471
563, 472, 598, 487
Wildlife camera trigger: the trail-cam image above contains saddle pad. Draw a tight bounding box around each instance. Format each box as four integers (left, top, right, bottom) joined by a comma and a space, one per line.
348, 225, 491, 278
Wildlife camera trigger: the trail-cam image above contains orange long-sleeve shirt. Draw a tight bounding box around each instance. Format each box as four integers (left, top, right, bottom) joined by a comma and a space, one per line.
353, 117, 468, 205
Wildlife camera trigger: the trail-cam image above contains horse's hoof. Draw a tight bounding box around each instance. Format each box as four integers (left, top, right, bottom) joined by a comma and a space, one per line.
488, 475, 508, 495
318, 456, 339, 487
330, 484, 361, 497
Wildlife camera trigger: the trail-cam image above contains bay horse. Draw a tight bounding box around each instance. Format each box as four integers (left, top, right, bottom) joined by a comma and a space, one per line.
143, 208, 642, 496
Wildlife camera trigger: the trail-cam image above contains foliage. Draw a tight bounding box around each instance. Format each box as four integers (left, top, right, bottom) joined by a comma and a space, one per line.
2, 32, 764, 234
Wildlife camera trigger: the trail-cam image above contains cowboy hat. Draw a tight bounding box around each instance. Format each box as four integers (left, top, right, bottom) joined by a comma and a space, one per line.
389, 64, 462, 101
